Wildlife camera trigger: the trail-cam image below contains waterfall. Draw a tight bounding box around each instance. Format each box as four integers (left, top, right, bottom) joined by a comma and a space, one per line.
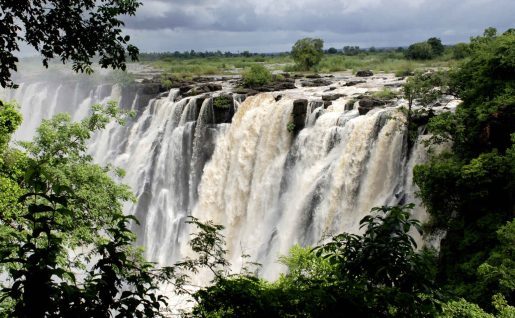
2, 76, 429, 282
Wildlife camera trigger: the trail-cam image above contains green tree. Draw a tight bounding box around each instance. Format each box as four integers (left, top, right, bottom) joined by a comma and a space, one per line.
405, 42, 434, 60
402, 70, 448, 147
0, 101, 169, 317
427, 37, 445, 56
187, 205, 439, 317
452, 43, 471, 59
414, 29, 515, 308
0, 0, 140, 88
291, 38, 324, 70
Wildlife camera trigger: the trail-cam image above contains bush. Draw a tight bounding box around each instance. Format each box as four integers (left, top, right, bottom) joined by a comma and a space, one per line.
242, 64, 272, 87
452, 43, 471, 59
405, 42, 434, 60
213, 95, 232, 109
291, 38, 324, 70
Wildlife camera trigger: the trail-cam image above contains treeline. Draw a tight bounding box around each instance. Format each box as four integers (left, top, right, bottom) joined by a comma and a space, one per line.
139, 50, 288, 61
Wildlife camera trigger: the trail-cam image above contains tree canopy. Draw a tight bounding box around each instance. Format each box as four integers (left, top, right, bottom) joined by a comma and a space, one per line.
0, 0, 140, 88
291, 38, 324, 70
0, 102, 170, 317
414, 28, 515, 309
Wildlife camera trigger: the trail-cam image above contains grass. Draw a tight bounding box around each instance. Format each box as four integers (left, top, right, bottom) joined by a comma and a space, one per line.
139, 51, 458, 79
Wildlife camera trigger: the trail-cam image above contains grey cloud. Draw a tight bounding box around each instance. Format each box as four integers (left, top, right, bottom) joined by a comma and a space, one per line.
122, 0, 515, 51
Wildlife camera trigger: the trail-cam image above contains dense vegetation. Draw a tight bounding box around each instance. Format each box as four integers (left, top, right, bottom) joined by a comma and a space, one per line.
0, 102, 173, 317
414, 28, 515, 310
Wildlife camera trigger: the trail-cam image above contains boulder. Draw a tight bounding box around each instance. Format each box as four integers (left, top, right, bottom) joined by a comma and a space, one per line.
356, 70, 374, 77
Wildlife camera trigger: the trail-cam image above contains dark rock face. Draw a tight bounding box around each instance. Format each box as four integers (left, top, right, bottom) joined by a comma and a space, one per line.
300, 78, 332, 87
291, 99, 308, 133
322, 93, 346, 101
356, 70, 374, 77
358, 98, 387, 115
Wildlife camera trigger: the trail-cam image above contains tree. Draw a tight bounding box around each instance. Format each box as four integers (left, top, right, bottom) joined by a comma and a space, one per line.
0, 101, 169, 317
402, 70, 448, 146
291, 38, 324, 71
326, 47, 338, 54
405, 42, 434, 60
187, 205, 440, 317
452, 43, 471, 59
427, 37, 445, 56
414, 29, 515, 308
0, 0, 140, 88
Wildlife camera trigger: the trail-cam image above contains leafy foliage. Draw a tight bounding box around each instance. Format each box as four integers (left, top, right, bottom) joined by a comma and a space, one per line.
291, 38, 324, 70
242, 65, 273, 87
414, 28, 515, 309
0, 0, 140, 88
187, 205, 440, 317
0, 101, 169, 317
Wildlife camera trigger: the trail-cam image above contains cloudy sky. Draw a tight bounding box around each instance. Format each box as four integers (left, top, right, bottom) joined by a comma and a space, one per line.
122, 0, 515, 53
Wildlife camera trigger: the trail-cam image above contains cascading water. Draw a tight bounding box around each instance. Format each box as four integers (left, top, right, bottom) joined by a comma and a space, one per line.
2, 73, 433, 283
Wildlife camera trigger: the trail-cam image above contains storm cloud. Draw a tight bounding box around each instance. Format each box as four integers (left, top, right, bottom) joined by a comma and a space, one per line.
123, 0, 515, 52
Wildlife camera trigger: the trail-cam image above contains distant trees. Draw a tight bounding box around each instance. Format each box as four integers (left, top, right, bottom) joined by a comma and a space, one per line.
405, 37, 445, 60
0, 0, 140, 88
291, 38, 324, 70
326, 47, 338, 54
343, 46, 361, 56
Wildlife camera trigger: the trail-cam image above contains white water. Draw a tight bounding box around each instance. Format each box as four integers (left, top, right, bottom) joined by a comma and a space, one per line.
2, 75, 431, 282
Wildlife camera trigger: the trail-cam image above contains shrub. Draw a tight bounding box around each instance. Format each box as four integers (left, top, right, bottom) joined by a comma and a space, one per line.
213, 95, 233, 109
452, 43, 471, 59
242, 64, 273, 87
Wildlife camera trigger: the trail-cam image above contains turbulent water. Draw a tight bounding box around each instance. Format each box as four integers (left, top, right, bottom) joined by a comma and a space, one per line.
1, 75, 430, 281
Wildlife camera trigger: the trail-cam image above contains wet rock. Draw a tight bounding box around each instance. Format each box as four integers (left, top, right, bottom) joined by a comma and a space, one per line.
300, 78, 332, 87
291, 99, 308, 133
213, 94, 235, 124
305, 74, 321, 79
356, 70, 374, 77
322, 93, 346, 102
345, 80, 366, 86
345, 99, 356, 111
358, 98, 387, 115
292, 99, 308, 115
324, 101, 333, 108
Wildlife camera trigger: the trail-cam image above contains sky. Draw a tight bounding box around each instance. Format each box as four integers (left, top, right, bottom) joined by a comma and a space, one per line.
122, 0, 515, 53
